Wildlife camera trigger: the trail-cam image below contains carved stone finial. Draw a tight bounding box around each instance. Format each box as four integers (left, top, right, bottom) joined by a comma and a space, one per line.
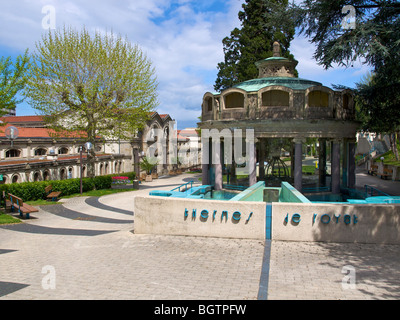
273, 41, 280, 57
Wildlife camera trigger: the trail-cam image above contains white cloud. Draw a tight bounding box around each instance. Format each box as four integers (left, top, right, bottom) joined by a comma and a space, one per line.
0, 0, 244, 128
290, 35, 372, 88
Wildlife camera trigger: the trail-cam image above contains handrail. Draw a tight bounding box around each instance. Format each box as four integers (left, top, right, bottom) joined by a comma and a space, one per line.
171, 180, 194, 192
302, 186, 331, 193
223, 184, 247, 191
364, 185, 390, 197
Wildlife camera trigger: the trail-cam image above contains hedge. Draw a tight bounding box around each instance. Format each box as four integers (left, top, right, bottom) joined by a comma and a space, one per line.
0, 175, 115, 202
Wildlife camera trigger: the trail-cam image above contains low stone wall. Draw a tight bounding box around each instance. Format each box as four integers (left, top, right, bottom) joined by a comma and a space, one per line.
134, 194, 400, 244
272, 202, 400, 244
134, 196, 266, 240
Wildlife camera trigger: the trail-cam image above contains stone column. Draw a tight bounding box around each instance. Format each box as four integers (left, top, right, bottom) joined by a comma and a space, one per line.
248, 136, 257, 187
342, 138, 348, 187
331, 139, 341, 194
348, 139, 356, 189
293, 138, 304, 192
318, 138, 327, 187
259, 138, 265, 180
214, 139, 223, 190
133, 148, 140, 178
201, 138, 210, 185
27, 139, 32, 161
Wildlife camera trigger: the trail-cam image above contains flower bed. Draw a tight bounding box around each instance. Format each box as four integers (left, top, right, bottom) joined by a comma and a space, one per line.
112, 176, 131, 185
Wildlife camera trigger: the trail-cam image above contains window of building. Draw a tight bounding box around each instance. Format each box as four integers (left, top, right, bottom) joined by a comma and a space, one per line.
60, 168, 66, 180
225, 92, 245, 109
6, 149, 21, 158
12, 175, 19, 183
58, 147, 69, 155
33, 172, 41, 182
34, 148, 47, 156
308, 91, 330, 107
43, 171, 50, 181
206, 97, 213, 112
262, 90, 290, 107
343, 93, 351, 110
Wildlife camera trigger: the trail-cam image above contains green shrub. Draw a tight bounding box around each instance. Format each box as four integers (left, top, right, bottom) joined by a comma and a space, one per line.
1, 174, 116, 202
93, 175, 112, 190
7, 181, 47, 201
51, 179, 80, 197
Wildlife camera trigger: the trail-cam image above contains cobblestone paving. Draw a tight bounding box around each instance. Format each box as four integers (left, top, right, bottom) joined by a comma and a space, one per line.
268, 241, 400, 300
1, 174, 400, 300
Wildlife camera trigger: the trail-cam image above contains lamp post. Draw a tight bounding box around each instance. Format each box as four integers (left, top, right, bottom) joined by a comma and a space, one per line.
5, 126, 19, 147
80, 142, 93, 194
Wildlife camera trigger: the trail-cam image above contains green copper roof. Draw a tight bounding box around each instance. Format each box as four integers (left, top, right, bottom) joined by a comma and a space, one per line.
232, 77, 323, 92
263, 57, 289, 61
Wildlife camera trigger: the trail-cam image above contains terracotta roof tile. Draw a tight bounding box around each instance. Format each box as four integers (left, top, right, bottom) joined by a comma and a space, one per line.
0, 124, 88, 139
0, 115, 44, 123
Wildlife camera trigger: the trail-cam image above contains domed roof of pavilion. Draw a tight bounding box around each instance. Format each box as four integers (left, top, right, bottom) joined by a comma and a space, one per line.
232, 41, 322, 92
232, 76, 322, 92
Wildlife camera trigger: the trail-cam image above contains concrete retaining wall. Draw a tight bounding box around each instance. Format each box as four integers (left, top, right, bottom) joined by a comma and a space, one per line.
134, 196, 266, 240
272, 202, 400, 244
134, 194, 400, 244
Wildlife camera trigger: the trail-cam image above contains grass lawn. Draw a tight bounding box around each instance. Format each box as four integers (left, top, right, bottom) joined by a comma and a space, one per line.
0, 212, 21, 225
379, 151, 400, 167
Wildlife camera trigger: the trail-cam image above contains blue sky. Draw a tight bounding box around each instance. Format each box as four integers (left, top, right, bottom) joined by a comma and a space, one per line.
0, 0, 371, 129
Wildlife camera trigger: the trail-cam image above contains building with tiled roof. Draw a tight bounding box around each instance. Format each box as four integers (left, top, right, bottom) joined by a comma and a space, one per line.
0, 111, 176, 184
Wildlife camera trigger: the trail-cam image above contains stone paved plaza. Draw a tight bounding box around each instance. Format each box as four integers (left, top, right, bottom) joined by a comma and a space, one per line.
1, 173, 400, 300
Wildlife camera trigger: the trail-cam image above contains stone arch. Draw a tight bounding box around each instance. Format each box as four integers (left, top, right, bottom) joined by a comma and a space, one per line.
222, 89, 247, 110
11, 174, 20, 184
99, 163, 104, 175
258, 86, 294, 108
68, 167, 73, 179
305, 86, 334, 119
305, 86, 333, 108
43, 170, 51, 181
58, 146, 69, 155
59, 167, 67, 180
34, 147, 47, 156
33, 171, 42, 182
202, 92, 220, 121
342, 89, 354, 110
0, 174, 9, 184
5, 149, 22, 158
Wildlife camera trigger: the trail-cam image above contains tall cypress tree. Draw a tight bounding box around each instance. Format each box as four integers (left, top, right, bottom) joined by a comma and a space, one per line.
214, 0, 297, 92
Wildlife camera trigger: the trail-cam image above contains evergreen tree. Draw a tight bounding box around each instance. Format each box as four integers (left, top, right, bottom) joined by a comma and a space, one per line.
214, 0, 297, 92
289, 0, 400, 69
280, 1, 400, 158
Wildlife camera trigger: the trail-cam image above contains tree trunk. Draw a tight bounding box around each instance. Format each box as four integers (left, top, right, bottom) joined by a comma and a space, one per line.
389, 133, 399, 161
394, 132, 400, 161
86, 113, 97, 178
87, 148, 96, 178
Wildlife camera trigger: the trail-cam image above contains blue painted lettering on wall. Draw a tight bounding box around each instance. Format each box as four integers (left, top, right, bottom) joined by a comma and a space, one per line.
185, 208, 252, 223
288, 213, 358, 225
292, 213, 301, 223
285, 213, 301, 224
201, 210, 209, 219
232, 211, 241, 221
